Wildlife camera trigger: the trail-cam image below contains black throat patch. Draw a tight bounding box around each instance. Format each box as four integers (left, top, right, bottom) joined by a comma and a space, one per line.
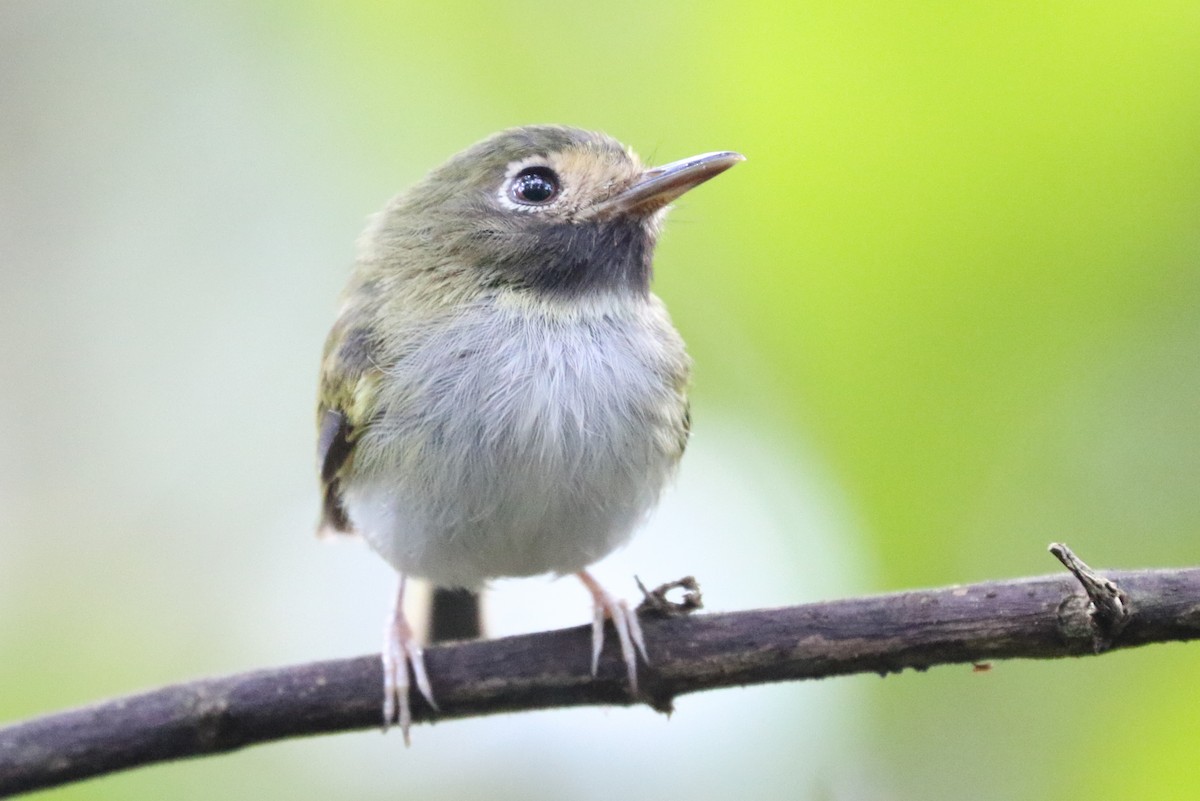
492, 216, 654, 298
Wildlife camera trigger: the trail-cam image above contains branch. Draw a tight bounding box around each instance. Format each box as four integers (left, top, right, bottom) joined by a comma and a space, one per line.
3, 547, 1200, 797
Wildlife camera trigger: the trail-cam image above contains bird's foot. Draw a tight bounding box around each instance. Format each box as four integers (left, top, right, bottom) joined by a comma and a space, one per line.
577, 569, 648, 692
382, 576, 437, 744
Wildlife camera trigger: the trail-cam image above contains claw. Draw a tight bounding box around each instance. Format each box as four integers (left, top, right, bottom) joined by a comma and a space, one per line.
577, 570, 648, 692
382, 575, 438, 745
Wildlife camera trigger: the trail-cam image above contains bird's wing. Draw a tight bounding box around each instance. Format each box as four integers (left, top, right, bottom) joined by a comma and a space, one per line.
316, 315, 383, 537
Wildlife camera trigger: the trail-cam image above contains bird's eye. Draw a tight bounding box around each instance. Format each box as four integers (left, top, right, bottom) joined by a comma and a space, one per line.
509, 167, 560, 205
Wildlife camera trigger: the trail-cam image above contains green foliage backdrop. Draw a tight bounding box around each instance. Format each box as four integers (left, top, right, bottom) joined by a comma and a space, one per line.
1, 2, 1197, 799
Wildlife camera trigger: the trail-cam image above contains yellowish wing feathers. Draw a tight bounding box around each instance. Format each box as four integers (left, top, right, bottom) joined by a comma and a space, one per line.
316, 315, 384, 537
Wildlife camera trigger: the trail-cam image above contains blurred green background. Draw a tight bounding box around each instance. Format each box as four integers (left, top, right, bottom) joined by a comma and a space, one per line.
2, 1, 1199, 799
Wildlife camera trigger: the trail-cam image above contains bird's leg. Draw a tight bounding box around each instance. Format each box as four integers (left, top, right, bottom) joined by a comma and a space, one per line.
576, 569, 648, 692
382, 574, 437, 744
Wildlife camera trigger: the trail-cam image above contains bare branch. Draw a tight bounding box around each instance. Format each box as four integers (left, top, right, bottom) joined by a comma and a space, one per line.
3, 556, 1200, 797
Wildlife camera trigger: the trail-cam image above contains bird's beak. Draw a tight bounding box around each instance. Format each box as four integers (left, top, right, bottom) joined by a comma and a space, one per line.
586, 150, 745, 219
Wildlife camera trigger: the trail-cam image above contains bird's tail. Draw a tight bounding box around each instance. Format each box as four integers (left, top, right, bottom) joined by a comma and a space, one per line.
429, 587, 482, 643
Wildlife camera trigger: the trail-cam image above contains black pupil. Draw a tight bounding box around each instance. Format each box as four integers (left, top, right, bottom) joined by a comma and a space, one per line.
513, 168, 558, 204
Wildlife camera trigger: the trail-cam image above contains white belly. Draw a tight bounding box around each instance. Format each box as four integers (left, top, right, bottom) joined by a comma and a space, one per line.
343, 297, 689, 588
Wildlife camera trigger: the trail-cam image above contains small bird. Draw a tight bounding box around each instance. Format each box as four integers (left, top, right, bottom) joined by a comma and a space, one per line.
317, 125, 742, 741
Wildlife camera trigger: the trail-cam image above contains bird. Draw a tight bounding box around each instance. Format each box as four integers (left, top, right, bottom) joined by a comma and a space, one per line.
316, 125, 742, 741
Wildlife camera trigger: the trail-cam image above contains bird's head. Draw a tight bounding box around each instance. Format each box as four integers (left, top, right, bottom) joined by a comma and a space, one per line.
359, 125, 742, 303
